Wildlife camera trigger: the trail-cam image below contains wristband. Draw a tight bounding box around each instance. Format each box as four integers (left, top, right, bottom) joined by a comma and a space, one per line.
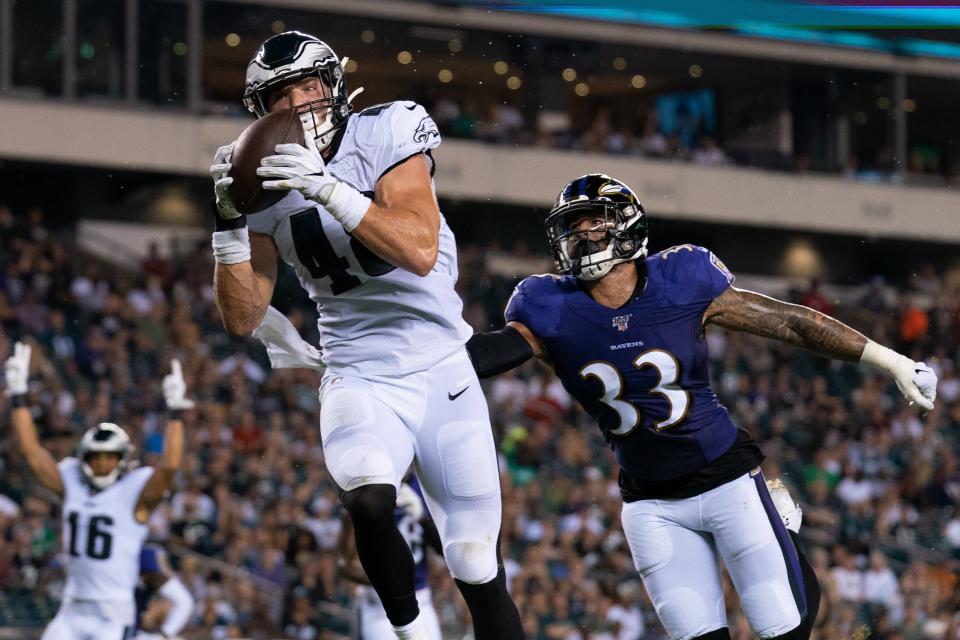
212, 227, 251, 265
211, 199, 247, 232
324, 181, 372, 232
859, 340, 912, 374
9, 394, 28, 408
169, 409, 186, 421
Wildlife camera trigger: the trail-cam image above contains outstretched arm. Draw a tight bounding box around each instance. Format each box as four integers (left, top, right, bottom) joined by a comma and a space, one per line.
703, 287, 866, 360
11, 408, 63, 497
704, 287, 937, 411
136, 359, 191, 523
5, 342, 63, 497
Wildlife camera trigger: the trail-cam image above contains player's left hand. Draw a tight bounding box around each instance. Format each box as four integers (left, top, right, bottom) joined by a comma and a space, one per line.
4, 341, 31, 397
902, 361, 937, 413
162, 359, 195, 411
258, 144, 372, 232
257, 143, 337, 203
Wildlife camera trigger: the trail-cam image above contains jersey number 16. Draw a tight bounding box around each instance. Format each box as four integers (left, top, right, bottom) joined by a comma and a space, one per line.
67, 512, 113, 560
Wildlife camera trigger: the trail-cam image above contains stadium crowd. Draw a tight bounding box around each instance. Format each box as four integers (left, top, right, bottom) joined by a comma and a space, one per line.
0, 205, 959, 639
423, 96, 960, 188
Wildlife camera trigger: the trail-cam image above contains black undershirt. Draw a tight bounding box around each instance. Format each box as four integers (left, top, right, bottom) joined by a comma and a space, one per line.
619, 428, 765, 501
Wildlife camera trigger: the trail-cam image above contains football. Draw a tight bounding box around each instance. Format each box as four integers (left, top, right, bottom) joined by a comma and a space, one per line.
228, 108, 305, 215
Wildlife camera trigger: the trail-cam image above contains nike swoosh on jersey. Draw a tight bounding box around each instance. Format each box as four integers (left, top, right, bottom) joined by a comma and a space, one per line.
448, 387, 469, 401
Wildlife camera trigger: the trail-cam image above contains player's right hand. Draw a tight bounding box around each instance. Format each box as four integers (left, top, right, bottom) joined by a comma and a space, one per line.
3, 341, 30, 397
210, 142, 241, 221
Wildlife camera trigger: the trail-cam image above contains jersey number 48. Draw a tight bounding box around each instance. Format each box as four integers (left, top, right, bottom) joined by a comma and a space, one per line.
291, 208, 396, 295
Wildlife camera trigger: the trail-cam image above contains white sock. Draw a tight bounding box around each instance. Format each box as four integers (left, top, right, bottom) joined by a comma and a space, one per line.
393, 615, 429, 640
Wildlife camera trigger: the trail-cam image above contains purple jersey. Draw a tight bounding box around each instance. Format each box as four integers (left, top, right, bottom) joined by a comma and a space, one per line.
506, 245, 741, 484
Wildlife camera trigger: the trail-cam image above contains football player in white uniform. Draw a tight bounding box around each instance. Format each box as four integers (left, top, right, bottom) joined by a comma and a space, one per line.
4, 342, 192, 640
209, 31, 524, 640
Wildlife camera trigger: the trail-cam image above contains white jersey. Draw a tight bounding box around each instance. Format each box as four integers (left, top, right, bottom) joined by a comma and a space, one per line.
58, 457, 153, 604
247, 100, 472, 377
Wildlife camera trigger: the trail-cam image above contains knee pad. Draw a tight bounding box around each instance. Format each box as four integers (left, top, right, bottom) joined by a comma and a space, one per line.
442, 512, 499, 584
741, 582, 802, 638
445, 539, 498, 584
332, 439, 397, 492
341, 484, 397, 528
653, 587, 715, 640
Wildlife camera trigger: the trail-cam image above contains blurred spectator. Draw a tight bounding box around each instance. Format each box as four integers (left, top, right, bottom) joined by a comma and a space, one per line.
692, 137, 730, 166
141, 241, 172, 286
800, 279, 833, 315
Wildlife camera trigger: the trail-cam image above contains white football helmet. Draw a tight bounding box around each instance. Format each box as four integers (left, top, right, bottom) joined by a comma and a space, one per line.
243, 30, 363, 154
77, 422, 133, 490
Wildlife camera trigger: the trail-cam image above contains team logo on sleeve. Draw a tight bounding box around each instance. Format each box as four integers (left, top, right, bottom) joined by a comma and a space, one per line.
709, 252, 734, 283
612, 314, 632, 331
413, 116, 439, 143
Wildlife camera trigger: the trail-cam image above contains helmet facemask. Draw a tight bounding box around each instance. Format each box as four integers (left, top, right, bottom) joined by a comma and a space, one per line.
78, 423, 133, 491
547, 200, 648, 281
243, 31, 364, 155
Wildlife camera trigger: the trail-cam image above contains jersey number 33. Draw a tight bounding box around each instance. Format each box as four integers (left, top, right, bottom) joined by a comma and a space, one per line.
580, 349, 691, 435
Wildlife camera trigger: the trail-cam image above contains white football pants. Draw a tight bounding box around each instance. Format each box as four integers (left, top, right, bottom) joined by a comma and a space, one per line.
42, 599, 135, 640
622, 470, 806, 639
320, 348, 503, 585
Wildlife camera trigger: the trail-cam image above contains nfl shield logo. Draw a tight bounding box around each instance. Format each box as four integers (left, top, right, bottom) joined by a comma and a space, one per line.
612, 314, 632, 331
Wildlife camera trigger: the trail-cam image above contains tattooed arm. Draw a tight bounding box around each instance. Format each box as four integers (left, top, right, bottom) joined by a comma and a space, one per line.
703, 287, 866, 360
704, 286, 937, 411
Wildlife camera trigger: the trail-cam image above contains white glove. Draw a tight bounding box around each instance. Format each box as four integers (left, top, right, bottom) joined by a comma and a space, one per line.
210, 142, 241, 221
860, 341, 937, 412
258, 142, 335, 201
907, 362, 938, 411
257, 144, 371, 232
4, 341, 30, 396
162, 359, 195, 411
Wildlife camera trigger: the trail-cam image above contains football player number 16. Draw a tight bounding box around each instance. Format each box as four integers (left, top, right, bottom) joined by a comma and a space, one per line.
580, 349, 690, 434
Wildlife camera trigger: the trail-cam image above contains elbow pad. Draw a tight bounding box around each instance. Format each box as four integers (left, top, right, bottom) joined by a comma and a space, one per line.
159, 576, 195, 637
466, 326, 534, 378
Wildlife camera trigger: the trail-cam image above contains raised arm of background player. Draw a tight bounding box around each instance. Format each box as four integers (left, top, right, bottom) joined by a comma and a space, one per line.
466, 285, 937, 412
209, 139, 441, 337
4, 342, 188, 515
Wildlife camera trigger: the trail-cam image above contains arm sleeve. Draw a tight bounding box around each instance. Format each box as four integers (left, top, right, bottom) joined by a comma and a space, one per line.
466, 326, 534, 379
158, 576, 195, 637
